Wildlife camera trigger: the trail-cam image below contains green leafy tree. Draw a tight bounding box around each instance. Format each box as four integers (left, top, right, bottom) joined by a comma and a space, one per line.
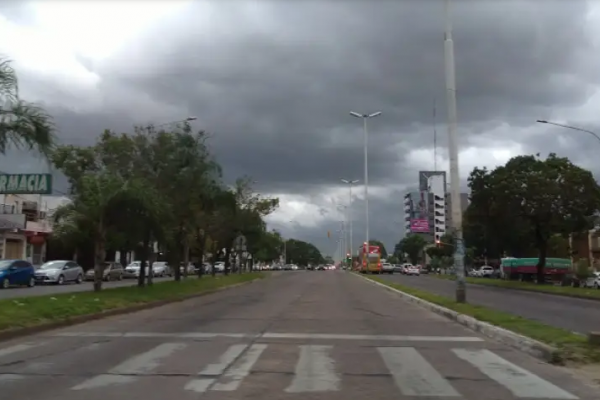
397, 234, 427, 264
468, 153, 600, 282
285, 239, 324, 265
0, 57, 56, 156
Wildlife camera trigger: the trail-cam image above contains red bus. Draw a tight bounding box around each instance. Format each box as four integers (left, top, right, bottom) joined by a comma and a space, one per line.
359, 244, 382, 274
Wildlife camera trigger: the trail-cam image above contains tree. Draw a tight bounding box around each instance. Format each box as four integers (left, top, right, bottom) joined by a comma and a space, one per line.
397, 234, 427, 265
285, 239, 324, 266
369, 239, 388, 258
254, 230, 284, 263
0, 57, 56, 156
467, 153, 600, 282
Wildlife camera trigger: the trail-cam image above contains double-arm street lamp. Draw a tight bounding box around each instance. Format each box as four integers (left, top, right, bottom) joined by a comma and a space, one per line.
349, 111, 381, 253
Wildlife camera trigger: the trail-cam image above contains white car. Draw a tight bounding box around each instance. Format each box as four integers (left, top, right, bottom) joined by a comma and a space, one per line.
124, 261, 141, 278
406, 266, 420, 276
583, 271, 600, 289
381, 262, 394, 274
152, 262, 172, 277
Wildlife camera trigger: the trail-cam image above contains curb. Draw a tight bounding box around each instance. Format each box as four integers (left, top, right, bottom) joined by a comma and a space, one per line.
431, 275, 600, 302
353, 273, 559, 363
0, 277, 263, 343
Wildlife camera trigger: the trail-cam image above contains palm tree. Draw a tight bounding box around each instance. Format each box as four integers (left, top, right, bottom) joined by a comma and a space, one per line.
0, 57, 56, 156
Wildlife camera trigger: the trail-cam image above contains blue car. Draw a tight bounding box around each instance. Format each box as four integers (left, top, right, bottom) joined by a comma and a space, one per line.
0, 259, 36, 289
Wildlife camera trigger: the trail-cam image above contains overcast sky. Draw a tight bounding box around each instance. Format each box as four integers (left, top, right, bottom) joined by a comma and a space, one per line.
2, 0, 600, 257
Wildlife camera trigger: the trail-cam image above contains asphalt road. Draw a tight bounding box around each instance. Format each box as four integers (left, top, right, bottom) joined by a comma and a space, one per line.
0, 277, 171, 300
380, 273, 600, 334
0, 270, 595, 400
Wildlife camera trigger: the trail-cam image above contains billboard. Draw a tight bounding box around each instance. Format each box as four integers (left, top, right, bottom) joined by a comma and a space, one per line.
0, 174, 52, 195
405, 191, 428, 220
410, 219, 429, 233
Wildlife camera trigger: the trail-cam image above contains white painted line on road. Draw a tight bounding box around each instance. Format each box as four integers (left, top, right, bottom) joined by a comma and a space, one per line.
71, 342, 187, 391
185, 343, 250, 393
201, 344, 249, 376
0, 343, 39, 358
50, 331, 484, 342
261, 333, 484, 342
378, 347, 460, 397
285, 345, 341, 393
453, 349, 579, 399
211, 344, 267, 391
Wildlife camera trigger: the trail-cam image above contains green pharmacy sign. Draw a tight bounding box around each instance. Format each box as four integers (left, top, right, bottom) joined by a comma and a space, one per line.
0, 174, 53, 195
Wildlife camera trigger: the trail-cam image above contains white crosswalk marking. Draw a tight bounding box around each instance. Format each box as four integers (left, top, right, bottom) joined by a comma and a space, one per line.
71, 343, 187, 390
184, 343, 249, 393
211, 344, 267, 391
1, 338, 586, 397
453, 349, 579, 399
285, 345, 341, 393
378, 347, 460, 397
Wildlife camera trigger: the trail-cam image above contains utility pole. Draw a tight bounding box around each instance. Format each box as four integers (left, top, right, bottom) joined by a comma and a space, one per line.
444, 0, 466, 302
341, 179, 359, 268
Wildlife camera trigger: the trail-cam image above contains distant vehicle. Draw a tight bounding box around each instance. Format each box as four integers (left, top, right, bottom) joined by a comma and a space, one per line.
35, 260, 83, 284
381, 262, 394, 274
500, 257, 571, 282
85, 262, 124, 281
152, 261, 172, 277
406, 266, 420, 276
358, 244, 382, 274
0, 259, 35, 289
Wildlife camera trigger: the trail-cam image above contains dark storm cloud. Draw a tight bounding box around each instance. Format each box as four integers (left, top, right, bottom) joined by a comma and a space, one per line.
2, 0, 599, 250
87, 0, 597, 193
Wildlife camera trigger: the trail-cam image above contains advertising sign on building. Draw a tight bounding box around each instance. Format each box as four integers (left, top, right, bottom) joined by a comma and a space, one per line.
410, 218, 429, 233
0, 174, 53, 195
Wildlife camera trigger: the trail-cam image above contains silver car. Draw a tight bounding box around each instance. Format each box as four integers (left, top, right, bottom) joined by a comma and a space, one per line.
35, 260, 84, 285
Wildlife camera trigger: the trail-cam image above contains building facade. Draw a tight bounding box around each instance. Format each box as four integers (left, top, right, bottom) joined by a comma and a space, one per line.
0, 194, 70, 265
403, 171, 468, 244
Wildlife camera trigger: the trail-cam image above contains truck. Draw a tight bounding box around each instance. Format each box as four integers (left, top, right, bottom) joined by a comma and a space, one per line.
500, 257, 571, 282
359, 244, 382, 274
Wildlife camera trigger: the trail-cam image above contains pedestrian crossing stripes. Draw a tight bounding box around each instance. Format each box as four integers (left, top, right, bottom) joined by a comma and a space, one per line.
0, 341, 579, 398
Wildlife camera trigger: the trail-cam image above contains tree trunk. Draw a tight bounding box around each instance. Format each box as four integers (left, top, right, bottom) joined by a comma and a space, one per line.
119, 248, 128, 268
535, 224, 547, 284
138, 229, 150, 287
224, 247, 231, 276
93, 240, 105, 293
197, 230, 206, 278
183, 242, 190, 278
147, 235, 155, 286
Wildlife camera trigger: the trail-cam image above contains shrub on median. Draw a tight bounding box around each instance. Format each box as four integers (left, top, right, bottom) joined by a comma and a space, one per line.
0, 273, 264, 332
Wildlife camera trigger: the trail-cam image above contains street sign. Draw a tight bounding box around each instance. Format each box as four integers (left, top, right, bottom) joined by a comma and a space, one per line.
0, 174, 52, 194
234, 235, 247, 251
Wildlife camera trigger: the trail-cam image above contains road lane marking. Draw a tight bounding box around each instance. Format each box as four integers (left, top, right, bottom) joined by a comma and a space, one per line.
211, 344, 267, 391
0, 374, 24, 383
185, 343, 249, 393
49, 332, 484, 342
453, 349, 579, 399
71, 342, 186, 390
0, 343, 39, 358
285, 345, 341, 393
378, 347, 460, 397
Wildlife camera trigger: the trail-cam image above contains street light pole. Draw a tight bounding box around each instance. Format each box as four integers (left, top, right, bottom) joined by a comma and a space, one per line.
350, 111, 381, 253
444, 0, 466, 303
284, 219, 293, 264
536, 120, 600, 143
154, 116, 198, 128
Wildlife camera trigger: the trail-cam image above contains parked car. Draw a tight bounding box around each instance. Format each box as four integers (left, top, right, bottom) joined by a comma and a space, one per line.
85, 262, 124, 281
406, 265, 420, 276
152, 261, 172, 277
124, 261, 142, 278
35, 260, 83, 284
582, 271, 600, 289
0, 259, 35, 289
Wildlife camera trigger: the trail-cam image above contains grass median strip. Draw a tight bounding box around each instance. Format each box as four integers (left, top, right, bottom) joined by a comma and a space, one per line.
0, 273, 265, 332
366, 275, 600, 365
432, 274, 600, 300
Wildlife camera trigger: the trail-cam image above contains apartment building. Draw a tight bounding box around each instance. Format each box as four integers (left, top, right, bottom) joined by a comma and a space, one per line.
403, 171, 468, 243
0, 194, 70, 264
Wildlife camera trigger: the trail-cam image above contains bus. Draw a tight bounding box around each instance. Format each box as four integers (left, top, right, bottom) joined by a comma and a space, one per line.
359, 244, 382, 274
500, 257, 571, 282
